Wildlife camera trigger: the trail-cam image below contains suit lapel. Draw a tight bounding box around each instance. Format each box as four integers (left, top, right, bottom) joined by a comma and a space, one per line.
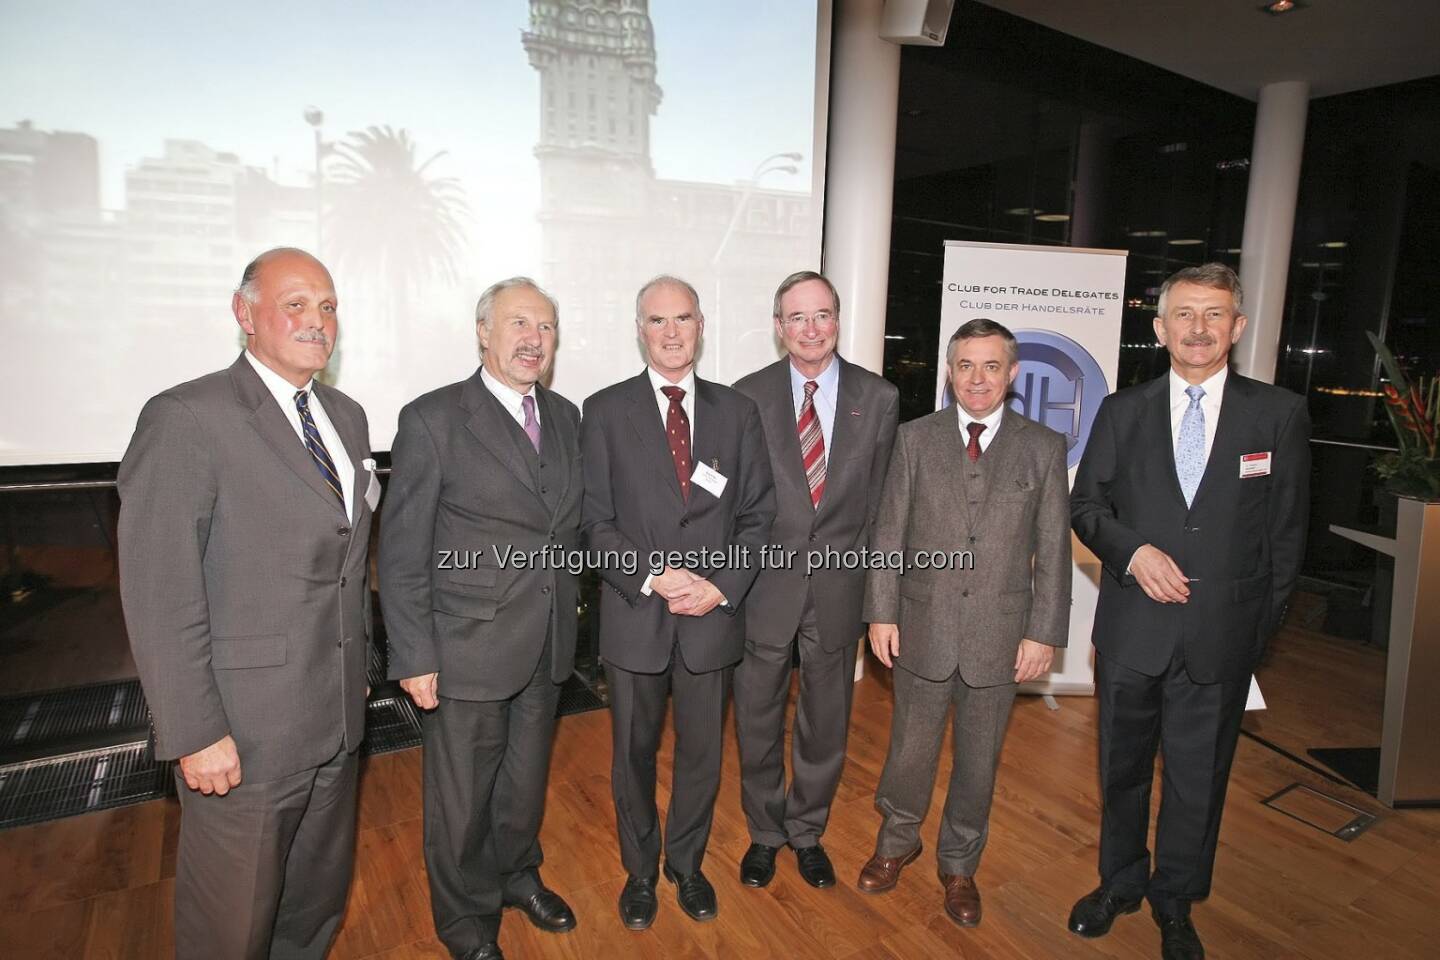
232, 357, 348, 520
691, 377, 719, 502
461, 371, 546, 507
818, 357, 862, 518
534, 383, 574, 515
973, 406, 1025, 526
313, 381, 369, 525
763, 360, 809, 493
931, 409, 977, 531
1143, 374, 1189, 512
1188, 372, 1249, 514
626, 370, 687, 509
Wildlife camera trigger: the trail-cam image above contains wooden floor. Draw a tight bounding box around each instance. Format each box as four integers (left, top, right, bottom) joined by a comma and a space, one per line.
1, 626, 1436, 959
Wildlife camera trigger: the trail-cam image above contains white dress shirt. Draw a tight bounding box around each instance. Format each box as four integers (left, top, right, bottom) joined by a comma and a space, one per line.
648, 365, 696, 447
790, 356, 839, 453
480, 365, 540, 429
1168, 365, 1227, 465
955, 401, 1006, 454
245, 350, 355, 520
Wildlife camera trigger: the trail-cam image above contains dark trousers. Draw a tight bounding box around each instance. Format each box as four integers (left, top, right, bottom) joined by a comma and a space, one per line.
1095, 646, 1250, 916
421, 641, 560, 954
733, 592, 856, 848
873, 665, 1017, 876
604, 651, 728, 877
173, 743, 358, 960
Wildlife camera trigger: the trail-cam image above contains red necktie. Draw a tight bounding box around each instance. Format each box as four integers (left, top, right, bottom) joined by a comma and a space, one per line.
966, 421, 986, 462
797, 380, 826, 508
661, 385, 692, 501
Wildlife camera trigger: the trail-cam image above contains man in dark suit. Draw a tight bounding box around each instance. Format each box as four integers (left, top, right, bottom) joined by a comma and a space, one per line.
1068, 263, 1310, 960
730, 270, 898, 889
581, 275, 775, 928
381, 278, 582, 960
858, 319, 1071, 928
119, 247, 376, 959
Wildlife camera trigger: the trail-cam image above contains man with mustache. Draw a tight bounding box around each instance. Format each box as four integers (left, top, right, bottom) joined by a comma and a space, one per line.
382, 278, 582, 960
1067, 264, 1310, 960
119, 247, 377, 958
581, 276, 774, 928
730, 271, 898, 890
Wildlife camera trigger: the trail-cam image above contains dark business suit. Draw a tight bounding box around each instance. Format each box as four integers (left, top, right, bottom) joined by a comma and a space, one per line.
731, 356, 897, 849
863, 406, 1070, 875
119, 353, 374, 960
1071, 371, 1309, 914
380, 369, 581, 954
581, 370, 775, 876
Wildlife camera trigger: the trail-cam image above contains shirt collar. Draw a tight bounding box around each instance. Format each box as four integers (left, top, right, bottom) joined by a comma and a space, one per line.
480, 364, 535, 417
1169, 364, 1229, 406
955, 401, 1006, 436
648, 365, 696, 399
789, 354, 839, 397
245, 349, 314, 405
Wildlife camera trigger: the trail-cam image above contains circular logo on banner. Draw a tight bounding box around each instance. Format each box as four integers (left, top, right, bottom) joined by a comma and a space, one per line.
1007, 329, 1109, 470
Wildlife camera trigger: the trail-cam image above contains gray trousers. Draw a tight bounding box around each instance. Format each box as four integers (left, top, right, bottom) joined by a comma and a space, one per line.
874, 665, 1017, 876
173, 743, 358, 960
604, 651, 728, 877
421, 640, 560, 954
733, 593, 856, 848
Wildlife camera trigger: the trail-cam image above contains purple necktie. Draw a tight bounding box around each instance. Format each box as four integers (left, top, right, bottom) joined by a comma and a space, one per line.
522, 394, 541, 454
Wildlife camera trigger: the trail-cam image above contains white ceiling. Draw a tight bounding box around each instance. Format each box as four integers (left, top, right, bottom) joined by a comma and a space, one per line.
974, 0, 1440, 99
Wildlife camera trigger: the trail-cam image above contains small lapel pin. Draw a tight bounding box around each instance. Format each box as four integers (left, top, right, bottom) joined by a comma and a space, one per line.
711, 458, 719, 470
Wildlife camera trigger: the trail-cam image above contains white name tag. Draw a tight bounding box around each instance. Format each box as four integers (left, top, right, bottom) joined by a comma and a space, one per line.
363, 458, 382, 511
1239, 452, 1272, 478
691, 461, 728, 498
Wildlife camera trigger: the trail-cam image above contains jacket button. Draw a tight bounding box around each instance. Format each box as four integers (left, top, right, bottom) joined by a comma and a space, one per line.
541, 486, 548, 493
340, 577, 347, 587
962, 590, 970, 598
968, 536, 976, 544
680, 518, 689, 527
542, 586, 550, 595
337, 526, 350, 537
809, 532, 817, 542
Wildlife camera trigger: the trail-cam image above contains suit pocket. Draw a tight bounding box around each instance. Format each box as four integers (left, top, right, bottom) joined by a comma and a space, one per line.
211, 635, 287, 669
900, 579, 933, 602
433, 587, 498, 621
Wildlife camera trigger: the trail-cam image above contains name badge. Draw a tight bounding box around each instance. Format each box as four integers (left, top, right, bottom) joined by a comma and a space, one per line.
1239, 452, 1272, 478
363, 457, 382, 510
691, 461, 728, 498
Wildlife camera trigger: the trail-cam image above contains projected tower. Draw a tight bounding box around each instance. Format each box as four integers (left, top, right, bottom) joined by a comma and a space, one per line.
524, 0, 812, 377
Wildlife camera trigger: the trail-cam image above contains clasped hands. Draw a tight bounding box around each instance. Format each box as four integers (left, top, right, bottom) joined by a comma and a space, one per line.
867, 624, 1054, 683
651, 565, 726, 617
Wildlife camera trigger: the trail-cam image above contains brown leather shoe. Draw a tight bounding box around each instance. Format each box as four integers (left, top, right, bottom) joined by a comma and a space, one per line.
856, 844, 922, 893
939, 872, 981, 927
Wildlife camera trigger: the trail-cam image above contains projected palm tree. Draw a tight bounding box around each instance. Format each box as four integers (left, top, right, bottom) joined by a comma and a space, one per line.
325, 125, 470, 337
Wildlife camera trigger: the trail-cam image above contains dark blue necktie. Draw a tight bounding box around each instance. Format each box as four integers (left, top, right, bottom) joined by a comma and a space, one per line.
294, 390, 345, 507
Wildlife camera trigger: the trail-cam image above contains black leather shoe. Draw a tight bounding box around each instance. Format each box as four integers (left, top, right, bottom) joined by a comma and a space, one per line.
458, 944, 503, 960
1155, 912, 1205, 960
740, 843, 779, 888
662, 862, 718, 922
793, 843, 836, 888
506, 886, 576, 933
618, 874, 658, 930
1067, 885, 1142, 938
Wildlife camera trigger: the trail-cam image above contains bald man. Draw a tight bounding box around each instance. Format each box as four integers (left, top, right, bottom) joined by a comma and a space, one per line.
119, 247, 376, 959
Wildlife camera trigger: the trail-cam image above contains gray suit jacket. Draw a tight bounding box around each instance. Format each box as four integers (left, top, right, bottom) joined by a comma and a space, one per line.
862, 406, 1071, 686
379, 370, 582, 700
733, 356, 898, 651
581, 370, 776, 674
118, 354, 374, 783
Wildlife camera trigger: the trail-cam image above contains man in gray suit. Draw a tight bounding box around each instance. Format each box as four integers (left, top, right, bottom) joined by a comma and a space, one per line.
381, 278, 582, 960
581, 276, 775, 928
119, 247, 376, 959
858, 318, 1070, 929
731, 271, 898, 889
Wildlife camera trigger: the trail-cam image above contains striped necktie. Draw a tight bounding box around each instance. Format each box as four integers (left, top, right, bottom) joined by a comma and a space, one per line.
294, 390, 345, 508
798, 379, 827, 508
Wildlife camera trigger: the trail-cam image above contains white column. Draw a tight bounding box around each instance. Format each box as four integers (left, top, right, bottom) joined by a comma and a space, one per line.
1234, 80, 1309, 383
823, 0, 900, 376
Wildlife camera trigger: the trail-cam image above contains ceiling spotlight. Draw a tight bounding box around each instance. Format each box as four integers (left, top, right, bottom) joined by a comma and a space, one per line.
1127, 229, 1168, 238
1261, 0, 1306, 14
1004, 207, 1036, 216
1035, 213, 1071, 222
1167, 238, 1205, 246
1225, 248, 1243, 254
1320, 241, 1348, 248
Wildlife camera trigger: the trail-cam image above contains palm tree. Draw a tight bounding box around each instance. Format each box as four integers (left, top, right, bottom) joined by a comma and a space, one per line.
324, 125, 470, 335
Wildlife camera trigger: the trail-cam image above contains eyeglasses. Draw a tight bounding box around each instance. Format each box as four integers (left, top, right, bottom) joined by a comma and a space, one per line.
779, 310, 836, 329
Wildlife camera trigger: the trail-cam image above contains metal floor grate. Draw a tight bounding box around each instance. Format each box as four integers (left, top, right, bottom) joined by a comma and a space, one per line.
0, 742, 171, 829
0, 679, 151, 763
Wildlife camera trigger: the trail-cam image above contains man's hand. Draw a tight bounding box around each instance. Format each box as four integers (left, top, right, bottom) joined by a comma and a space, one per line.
869, 623, 900, 668
400, 672, 440, 710
1129, 544, 1190, 604
650, 566, 699, 600
179, 735, 242, 796
1014, 638, 1054, 683
667, 578, 726, 617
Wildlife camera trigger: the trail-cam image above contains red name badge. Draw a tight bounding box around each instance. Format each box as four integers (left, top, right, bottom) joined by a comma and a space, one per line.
1240, 452, 1272, 478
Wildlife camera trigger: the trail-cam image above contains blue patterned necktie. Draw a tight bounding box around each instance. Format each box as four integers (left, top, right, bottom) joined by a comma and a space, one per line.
1175, 384, 1206, 507
294, 390, 345, 508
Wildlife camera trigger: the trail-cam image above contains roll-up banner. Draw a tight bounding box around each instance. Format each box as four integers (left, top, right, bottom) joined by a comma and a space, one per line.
936, 240, 1127, 696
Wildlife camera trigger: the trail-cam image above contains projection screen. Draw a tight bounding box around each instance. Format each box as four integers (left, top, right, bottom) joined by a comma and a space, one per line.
0, 1, 829, 465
